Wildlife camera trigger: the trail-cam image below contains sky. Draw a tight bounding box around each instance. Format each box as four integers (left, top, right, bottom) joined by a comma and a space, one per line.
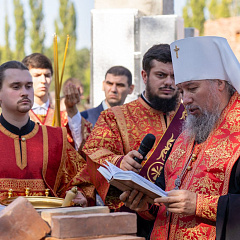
0, 0, 186, 54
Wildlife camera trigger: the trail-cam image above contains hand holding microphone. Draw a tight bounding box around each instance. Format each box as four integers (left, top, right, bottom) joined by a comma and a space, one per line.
120, 134, 156, 173
133, 133, 156, 164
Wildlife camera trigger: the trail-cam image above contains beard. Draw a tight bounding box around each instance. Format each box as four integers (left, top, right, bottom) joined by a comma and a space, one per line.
183, 108, 221, 144
146, 81, 179, 113
183, 88, 221, 144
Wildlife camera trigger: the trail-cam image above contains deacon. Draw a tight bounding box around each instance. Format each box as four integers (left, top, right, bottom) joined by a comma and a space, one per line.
0, 61, 94, 206
83, 44, 185, 237
120, 36, 240, 240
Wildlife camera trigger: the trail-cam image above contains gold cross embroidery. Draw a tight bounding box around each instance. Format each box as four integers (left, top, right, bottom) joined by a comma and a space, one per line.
174, 45, 180, 58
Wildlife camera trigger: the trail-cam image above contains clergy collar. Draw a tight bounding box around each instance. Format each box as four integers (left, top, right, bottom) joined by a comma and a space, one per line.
0, 114, 35, 136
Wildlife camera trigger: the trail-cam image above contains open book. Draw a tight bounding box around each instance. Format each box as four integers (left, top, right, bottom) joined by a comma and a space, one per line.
98, 161, 167, 204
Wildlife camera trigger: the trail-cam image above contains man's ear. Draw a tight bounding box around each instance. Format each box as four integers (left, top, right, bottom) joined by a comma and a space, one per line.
141, 70, 148, 85
128, 85, 134, 94
217, 80, 226, 92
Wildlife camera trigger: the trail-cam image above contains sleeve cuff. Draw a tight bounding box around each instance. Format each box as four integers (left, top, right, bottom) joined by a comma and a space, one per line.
196, 193, 219, 221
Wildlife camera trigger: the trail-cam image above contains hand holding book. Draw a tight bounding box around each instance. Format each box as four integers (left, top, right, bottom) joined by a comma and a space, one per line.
98, 161, 167, 204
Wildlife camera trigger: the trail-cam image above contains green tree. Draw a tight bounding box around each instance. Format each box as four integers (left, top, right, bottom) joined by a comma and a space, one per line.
182, 0, 192, 27
182, 0, 206, 35
14, 0, 26, 60
29, 0, 45, 53
218, 0, 231, 18
2, 14, 12, 62
209, 0, 231, 19
190, 0, 206, 35
209, 0, 218, 19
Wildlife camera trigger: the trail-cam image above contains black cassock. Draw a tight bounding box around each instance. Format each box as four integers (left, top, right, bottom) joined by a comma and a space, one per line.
216, 157, 240, 240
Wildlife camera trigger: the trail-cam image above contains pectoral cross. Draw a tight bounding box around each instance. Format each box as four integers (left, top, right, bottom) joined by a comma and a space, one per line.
174, 45, 180, 58
174, 175, 181, 190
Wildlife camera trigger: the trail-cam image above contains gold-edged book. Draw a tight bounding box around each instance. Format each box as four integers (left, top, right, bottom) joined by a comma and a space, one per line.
98, 161, 167, 204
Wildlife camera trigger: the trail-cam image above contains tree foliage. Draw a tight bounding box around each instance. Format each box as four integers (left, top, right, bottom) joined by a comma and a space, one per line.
0, 0, 91, 98
14, 0, 26, 61
29, 0, 45, 53
209, 0, 231, 19
182, 0, 206, 35
2, 14, 12, 62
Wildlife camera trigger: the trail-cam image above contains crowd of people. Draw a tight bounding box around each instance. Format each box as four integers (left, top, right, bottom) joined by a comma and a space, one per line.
0, 35, 239, 240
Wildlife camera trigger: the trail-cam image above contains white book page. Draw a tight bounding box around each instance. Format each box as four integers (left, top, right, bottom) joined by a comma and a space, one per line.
98, 161, 167, 197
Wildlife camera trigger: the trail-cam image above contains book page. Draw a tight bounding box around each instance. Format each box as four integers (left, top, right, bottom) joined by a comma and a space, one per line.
98, 161, 167, 199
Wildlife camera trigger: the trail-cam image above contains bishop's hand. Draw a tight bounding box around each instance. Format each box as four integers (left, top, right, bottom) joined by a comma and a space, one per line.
154, 190, 197, 216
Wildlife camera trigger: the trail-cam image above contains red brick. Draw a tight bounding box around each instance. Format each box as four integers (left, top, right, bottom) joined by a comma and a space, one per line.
0, 197, 50, 240
51, 212, 137, 239
41, 206, 110, 226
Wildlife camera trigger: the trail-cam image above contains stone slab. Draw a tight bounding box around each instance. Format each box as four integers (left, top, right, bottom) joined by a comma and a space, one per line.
41, 206, 109, 226
51, 212, 137, 239
0, 197, 50, 240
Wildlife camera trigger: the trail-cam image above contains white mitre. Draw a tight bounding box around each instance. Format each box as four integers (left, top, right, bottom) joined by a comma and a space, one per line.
170, 36, 240, 93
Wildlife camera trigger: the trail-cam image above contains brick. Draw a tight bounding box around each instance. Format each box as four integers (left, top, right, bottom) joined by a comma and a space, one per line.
0, 196, 50, 240
45, 234, 144, 240
51, 212, 137, 239
41, 206, 109, 226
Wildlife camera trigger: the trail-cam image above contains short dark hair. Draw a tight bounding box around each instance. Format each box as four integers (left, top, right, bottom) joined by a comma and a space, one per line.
142, 44, 172, 76
105, 66, 132, 86
0, 61, 29, 90
22, 53, 53, 75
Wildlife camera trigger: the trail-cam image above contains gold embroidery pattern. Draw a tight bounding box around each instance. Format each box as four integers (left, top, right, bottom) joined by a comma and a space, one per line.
147, 162, 164, 182
42, 125, 48, 178
156, 134, 175, 161
0, 178, 45, 191
180, 109, 187, 120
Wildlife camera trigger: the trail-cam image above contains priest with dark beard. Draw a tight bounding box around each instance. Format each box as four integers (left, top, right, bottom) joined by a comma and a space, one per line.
120, 36, 240, 240
83, 44, 186, 238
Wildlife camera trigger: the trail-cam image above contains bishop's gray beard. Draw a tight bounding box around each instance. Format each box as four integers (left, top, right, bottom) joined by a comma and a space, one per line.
183, 108, 221, 144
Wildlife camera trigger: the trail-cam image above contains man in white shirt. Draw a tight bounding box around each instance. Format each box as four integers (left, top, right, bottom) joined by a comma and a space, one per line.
22, 53, 92, 151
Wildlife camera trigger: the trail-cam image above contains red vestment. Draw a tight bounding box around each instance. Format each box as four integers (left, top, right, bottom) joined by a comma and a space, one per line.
29, 108, 92, 150
83, 97, 185, 210
0, 123, 95, 205
150, 92, 240, 239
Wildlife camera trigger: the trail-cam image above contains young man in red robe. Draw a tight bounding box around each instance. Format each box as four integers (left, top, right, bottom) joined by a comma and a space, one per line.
83, 44, 185, 237
120, 36, 240, 239
0, 60, 94, 206
22, 53, 92, 152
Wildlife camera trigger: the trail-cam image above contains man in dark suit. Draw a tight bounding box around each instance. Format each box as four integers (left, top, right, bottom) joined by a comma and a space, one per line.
81, 66, 134, 126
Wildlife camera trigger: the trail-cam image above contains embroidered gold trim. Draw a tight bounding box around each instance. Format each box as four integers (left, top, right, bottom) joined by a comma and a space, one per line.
111, 106, 130, 153
53, 127, 67, 193
15, 139, 22, 169
42, 125, 48, 178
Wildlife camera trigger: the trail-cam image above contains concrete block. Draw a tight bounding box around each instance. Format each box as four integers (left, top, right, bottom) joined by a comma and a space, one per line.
0, 197, 50, 240
41, 206, 110, 226
51, 212, 137, 239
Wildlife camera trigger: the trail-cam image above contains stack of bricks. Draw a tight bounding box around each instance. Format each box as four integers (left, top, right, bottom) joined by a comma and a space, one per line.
43, 207, 144, 240
0, 197, 144, 240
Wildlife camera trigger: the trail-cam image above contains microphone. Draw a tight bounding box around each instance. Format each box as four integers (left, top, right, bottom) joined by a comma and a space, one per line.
133, 133, 156, 164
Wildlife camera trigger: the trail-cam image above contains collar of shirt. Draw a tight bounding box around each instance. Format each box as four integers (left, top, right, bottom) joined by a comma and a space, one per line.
0, 114, 35, 136
32, 99, 50, 115
102, 99, 109, 111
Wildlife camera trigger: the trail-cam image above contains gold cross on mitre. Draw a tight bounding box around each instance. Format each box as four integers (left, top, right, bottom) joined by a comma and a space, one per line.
174, 45, 180, 58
